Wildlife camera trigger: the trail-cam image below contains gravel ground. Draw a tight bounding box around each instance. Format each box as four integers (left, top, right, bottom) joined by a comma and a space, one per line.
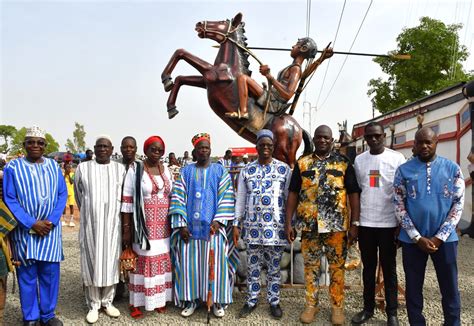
4, 229, 474, 325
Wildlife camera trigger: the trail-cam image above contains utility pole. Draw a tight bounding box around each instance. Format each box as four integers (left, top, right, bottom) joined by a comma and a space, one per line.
303, 101, 317, 134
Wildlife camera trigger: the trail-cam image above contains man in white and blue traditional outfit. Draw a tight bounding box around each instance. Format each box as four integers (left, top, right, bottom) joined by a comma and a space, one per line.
169, 132, 238, 319
3, 126, 67, 326
75, 136, 126, 324
233, 129, 291, 320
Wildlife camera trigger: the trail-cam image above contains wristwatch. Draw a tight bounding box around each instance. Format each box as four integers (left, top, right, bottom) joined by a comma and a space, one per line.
351, 221, 360, 227
412, 234, 422, 243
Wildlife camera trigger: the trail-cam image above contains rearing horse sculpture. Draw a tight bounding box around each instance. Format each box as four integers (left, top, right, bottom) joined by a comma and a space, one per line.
161, 12, 313, 167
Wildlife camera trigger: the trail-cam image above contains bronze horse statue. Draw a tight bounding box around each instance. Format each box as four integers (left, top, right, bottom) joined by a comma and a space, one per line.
161, 12, 313, 167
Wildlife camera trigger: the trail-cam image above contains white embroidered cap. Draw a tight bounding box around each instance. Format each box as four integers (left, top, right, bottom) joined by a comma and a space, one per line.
25, 126, 46, 139
95, 134, 113, 143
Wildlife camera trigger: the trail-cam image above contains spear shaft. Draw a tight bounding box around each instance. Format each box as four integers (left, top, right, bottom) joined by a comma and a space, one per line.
245, 46, 411, 60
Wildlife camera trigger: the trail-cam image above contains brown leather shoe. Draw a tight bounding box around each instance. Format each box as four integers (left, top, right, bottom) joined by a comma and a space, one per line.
331, 307, 345, 325
300, 306, 319, 324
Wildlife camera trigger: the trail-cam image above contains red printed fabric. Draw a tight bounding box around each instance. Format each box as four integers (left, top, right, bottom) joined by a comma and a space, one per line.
129, 282, 173, 296
134, 253, 171, 277
143, 195, 171, 240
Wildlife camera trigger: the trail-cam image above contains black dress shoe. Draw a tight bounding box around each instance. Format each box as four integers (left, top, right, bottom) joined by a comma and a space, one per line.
23, 321, 39, 326
40, 317, 63, 326
351, 310, 374, 324
387, 315, 399, 326
238, 303, 257, 318
270, 304, 283, 319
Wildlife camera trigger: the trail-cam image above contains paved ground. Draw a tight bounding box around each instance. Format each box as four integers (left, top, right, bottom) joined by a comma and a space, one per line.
4, 222, 474, 325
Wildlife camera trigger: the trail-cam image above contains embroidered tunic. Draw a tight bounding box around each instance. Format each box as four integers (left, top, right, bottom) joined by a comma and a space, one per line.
74, 160, 125, 287
121, 162, 173, 310
169, 163, 238, 304
234, 159, 291, 246
393, 156, 465, 243
3, 158, 67, 266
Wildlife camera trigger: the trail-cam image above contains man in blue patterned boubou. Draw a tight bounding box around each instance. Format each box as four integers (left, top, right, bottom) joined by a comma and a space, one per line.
233, 129, 291, 320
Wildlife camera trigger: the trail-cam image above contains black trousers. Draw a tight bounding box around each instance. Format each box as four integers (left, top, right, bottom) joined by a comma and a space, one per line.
358, 226, 398, 316
402, 241, 460, 326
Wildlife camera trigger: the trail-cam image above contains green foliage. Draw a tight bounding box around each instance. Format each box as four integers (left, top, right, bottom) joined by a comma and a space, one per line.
0, 125, 17, 153
368, 17, 473, 114
44, 134, 60, 154
66, 122, 86, 153
10, 127, 59, 155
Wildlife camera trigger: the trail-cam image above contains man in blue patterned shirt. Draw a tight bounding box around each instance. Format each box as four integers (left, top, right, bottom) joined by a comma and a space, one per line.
233, 129, 291, 320
3, 126, 67, 326
393, 127, 465, 326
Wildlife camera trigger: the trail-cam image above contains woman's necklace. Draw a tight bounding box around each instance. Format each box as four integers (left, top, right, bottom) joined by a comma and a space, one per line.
144, 159, 164, 193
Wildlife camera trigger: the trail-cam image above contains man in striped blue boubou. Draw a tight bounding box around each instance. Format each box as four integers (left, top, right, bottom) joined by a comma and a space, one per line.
3, 126, 67, 326
169, 133, 238, 319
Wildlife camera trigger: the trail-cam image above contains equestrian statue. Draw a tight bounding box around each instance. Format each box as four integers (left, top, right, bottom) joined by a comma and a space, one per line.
161, 12, 333, 167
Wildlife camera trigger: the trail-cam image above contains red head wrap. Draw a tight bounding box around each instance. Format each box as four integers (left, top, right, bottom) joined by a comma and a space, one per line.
143, 136, 165, 154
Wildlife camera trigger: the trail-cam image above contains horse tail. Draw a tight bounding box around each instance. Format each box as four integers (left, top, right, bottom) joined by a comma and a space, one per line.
302, 129, 314, 156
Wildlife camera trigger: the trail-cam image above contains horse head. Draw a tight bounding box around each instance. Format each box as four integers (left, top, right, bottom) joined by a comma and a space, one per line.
195, 12, 243, 44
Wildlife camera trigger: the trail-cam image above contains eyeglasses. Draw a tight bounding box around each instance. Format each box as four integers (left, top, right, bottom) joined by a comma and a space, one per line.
364, 134, 384, 139
148, 147, 164, 153
25, 140, 46, 147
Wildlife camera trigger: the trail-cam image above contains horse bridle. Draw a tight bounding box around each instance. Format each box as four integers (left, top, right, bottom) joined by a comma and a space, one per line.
201, 19, 263, 66
201, 19, 240, 44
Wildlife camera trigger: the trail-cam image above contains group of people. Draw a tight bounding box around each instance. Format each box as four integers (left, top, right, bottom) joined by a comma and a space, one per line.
0, 122, 465, 326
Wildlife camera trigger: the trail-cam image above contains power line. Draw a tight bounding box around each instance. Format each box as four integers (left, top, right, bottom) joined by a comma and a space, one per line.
450, 1, 460, 80
318, 0, 373, 111
463, 0, 473, 46
315, 0, 347, 107
304, 0, 312, 103
306, 0, 312, 37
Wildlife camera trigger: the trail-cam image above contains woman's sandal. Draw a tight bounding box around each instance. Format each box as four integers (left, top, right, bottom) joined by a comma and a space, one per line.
155, 306, 166, 313
130, 306, 144, 319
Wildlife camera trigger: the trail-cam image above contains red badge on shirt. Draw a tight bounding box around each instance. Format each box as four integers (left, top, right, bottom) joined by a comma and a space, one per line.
369, 170, 380, 188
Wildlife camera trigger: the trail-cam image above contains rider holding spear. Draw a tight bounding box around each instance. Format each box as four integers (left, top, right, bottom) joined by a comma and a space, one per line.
227, 37, 333, 120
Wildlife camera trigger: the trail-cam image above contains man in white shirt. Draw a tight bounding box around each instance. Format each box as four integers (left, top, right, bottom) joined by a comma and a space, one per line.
352, 122, 405, 326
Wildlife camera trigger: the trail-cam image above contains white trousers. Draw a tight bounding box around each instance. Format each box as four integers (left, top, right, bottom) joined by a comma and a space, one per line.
85, 285, 116, 310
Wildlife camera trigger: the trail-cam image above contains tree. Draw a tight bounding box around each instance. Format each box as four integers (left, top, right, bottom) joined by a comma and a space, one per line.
368, 17, 473, 114
0, 125, 17, 154
10, 127, 60, 155
65, 122, 86, 153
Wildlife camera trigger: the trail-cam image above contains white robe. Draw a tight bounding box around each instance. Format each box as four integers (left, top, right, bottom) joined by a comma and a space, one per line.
74, 160, 126, 287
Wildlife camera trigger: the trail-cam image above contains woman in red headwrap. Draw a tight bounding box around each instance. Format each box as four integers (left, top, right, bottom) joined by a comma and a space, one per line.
121, 136, 173, 318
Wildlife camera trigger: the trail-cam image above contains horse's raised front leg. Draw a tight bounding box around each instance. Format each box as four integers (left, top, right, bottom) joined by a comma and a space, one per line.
161, 49, 212, 92
167, 75, 206, 119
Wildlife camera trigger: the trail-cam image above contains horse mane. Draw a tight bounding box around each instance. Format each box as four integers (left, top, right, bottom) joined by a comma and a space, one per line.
231, 22, 251, 76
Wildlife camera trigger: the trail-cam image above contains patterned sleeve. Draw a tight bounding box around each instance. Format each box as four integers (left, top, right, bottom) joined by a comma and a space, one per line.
284, 163, 292, 200
435, 166, 465, 242
234, 170, 247, 226
213, 168, 235, 226
169, 172, 188, 229
121, 167, 135, 213
393, 167, 420, 239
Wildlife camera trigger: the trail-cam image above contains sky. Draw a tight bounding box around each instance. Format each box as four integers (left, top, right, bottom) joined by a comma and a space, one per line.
1, 0, 473, 157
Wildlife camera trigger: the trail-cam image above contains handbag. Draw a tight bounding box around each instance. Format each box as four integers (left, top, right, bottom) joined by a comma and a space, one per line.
119, 247, 138, 280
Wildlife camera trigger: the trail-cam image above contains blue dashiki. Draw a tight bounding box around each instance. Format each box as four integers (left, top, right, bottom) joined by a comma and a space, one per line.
168, 162, 238, 305
234, 159, 291, 246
